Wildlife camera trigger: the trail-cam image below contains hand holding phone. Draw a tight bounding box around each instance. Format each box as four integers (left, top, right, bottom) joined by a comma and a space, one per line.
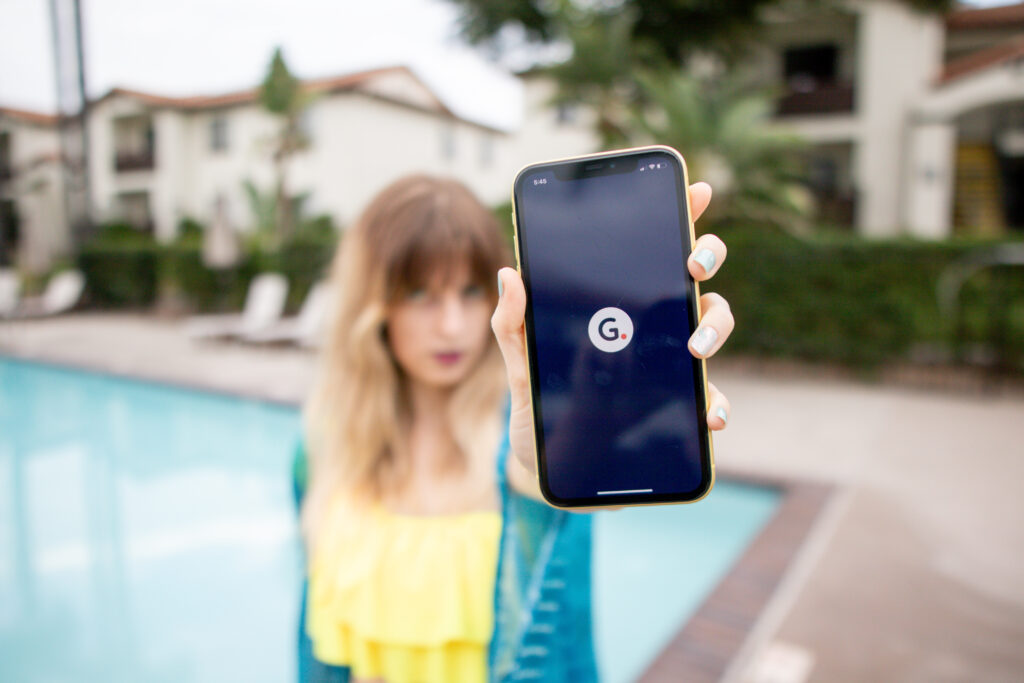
492, 147, 733, 509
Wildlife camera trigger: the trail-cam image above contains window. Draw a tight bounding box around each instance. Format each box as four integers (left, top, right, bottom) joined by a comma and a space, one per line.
0, 131, 11, 180
783, 44, 838, 91
440, 123, 456, 161
117, 191, 153, 233
212, 192, 230, 222
479, 133, 494, 168
113, 115, 155, 171
808, 156, 838, 194
0, 198, 19, 266
209, 115, 228, 152
556, 102, 578, 125
297, 110, 313, 143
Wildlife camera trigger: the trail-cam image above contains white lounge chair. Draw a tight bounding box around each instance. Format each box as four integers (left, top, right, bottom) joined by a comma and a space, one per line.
0, 269, 20, 318
186, 272, 289, 339
4, 270, 85, 318
241, 281, 330, 348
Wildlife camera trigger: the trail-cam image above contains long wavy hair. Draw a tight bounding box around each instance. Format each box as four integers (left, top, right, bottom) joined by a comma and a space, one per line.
302, 175, 510, 547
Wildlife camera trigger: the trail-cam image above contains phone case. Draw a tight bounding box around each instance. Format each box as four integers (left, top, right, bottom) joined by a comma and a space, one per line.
511, 145, 715, 509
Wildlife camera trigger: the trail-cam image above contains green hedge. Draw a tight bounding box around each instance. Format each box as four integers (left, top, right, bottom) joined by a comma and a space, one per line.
78, 234, 337, 314
707, 226, 1024, 371
78, 244, 160, 307
76, 223, 1024, 372
77, 224, 162, 307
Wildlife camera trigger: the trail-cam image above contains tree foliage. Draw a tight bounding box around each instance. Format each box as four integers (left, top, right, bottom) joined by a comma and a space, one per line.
449, 0, 953, 66
258, 47, 313, 246
630, 69, 813, 231
242, 179, 311, 252
448, 0, 951, 230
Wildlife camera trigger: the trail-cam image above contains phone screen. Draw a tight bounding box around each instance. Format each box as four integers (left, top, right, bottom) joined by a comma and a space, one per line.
513, 148, 712, 507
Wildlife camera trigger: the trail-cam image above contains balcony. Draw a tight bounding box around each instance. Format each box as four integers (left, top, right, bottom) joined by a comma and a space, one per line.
776, 83, 855, 117
115, 149, 155, 173
113, 115, 155, 173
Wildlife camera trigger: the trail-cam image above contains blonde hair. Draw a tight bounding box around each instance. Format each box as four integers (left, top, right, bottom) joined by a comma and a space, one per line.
302, 175, 510, 546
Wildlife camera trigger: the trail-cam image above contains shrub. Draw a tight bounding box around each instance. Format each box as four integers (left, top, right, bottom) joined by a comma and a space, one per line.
78, 223, 159, 307
708, 225, 1024, 371
74, 219, 1024, 373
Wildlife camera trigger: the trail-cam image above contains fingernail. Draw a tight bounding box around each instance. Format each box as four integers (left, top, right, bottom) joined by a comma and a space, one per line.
497, 272, 504, 298
690, 326, 718, 356
715, 406, 728, 426
693, 248, 716, 273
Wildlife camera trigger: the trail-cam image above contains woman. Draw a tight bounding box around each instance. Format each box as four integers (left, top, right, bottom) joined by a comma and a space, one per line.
294, 174, 733, 682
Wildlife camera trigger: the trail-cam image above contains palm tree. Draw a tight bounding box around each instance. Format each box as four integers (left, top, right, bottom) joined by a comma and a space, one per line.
258, 47, 312, 246
546, 10, 650, 147
631, 68, 813, 233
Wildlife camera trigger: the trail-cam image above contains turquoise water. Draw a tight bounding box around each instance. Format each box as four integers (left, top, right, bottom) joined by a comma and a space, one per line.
593, 485, 779, 682
0, 357, 780, 682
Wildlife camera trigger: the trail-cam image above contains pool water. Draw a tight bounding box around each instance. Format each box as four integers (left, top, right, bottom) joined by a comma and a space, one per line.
0, 358, 779, 682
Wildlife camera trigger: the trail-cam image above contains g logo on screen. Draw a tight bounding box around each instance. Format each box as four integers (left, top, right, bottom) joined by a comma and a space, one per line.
588, 307, 634, 353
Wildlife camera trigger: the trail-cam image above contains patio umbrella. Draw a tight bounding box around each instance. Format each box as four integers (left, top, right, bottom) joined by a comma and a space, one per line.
202, 199, 240, 270
202, 198, 241, 312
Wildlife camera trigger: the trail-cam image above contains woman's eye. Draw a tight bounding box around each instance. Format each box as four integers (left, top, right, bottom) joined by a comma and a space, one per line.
405, 288, 427, 302
462, 284, 485, 299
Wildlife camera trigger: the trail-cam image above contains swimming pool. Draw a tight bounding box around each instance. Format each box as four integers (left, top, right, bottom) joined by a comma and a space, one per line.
0, 357, 780, 682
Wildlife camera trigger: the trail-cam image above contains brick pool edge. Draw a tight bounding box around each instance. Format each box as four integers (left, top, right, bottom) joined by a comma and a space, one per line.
639, 472, 835, 683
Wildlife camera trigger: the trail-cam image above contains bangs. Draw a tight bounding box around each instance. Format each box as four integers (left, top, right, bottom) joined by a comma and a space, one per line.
371, 179, 507, 301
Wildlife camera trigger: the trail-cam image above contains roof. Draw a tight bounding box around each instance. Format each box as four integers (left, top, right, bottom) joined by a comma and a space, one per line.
2, 65, 509, 134
97, 65, 419, 109
946, 1, 1024, 30
0, 106, 59, 127
939, 35, 1024, 83
91, 65, 487, 127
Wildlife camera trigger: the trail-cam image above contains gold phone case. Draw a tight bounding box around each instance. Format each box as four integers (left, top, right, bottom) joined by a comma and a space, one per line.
510, 145, 715, 509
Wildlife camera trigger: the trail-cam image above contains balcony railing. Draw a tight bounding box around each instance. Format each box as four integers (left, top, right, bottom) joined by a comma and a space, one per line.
115, 149, 155, 172
776, 83, 855, 117
815, 191, 856, 228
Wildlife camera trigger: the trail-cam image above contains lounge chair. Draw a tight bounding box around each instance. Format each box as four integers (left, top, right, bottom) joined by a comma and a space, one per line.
241, 281, 330, 348
186, 272, 289, 339
3, 270, 85, 319
0, 269, 20, 317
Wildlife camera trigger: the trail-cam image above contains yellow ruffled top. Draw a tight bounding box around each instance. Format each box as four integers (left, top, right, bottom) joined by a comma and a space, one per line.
306, 498, 502, 683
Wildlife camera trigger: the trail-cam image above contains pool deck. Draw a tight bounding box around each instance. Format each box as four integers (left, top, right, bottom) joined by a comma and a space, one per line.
3, 313, 1023, 683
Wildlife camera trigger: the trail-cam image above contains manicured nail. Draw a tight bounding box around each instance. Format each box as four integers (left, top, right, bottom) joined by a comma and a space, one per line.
715, 406, 728, 426
693, 248, 716, 274
690, 326, 718, 356
497, 272, 504, 298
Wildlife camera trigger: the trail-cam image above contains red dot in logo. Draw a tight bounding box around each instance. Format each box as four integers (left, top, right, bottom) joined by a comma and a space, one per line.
621, 334, 627, 339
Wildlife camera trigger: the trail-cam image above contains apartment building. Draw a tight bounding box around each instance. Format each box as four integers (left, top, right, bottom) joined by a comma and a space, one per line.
89, 65, 526, 244
758, 0, 1024, 237
2, 1, 1022, 274
0, 64, 595, 268
0, 107, 66, 270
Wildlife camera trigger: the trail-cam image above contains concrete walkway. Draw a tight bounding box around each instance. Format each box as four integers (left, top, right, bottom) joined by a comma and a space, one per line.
714, 369, 1024, 682
0, 313, 314, 403
2, 314, 1022, 682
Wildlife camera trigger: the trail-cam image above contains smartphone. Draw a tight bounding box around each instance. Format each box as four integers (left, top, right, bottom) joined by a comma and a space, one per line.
511, 145, 714, 508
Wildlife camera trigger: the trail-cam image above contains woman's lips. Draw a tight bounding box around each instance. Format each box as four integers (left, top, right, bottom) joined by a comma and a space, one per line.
434, 352, 464, 366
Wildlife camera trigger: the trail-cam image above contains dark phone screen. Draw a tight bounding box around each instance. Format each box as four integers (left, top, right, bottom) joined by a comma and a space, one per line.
514, 150, 711, 505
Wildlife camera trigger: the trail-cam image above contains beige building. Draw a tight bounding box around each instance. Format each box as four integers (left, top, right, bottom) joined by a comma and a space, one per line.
81, 64, 601, 244
0, 65, 596, 267
2, 1, 1022, 273
87, 66, 524, 244
759, 0, 1024, 237
0, 107, 66, 271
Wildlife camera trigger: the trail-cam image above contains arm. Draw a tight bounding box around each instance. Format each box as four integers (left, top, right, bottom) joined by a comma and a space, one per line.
492, 182, 734, 503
